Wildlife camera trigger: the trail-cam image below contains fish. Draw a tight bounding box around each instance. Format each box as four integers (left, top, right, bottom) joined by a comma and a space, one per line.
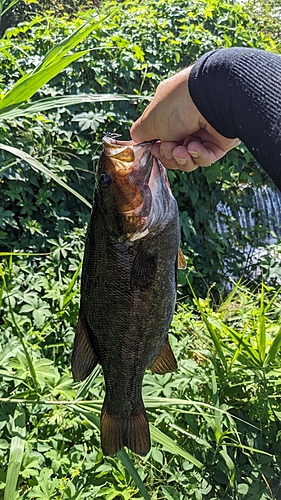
71, 136, 185, 456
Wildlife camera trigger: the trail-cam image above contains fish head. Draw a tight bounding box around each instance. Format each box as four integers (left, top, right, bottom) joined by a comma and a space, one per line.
96, 136, 178, 242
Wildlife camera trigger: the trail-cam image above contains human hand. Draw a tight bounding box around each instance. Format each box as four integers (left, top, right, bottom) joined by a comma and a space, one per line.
130, 66, 240, 171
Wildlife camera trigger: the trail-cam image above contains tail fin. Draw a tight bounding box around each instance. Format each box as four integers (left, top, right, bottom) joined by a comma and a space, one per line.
101, 401, 150, 456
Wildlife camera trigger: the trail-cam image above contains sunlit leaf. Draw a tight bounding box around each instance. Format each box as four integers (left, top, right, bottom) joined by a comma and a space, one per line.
0, 143, 92, 208
4, 405, 26, 500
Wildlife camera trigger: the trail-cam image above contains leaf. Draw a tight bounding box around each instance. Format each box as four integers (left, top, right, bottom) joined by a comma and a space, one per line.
161, 485, 181, 500
150, 425, 203, 469
69, 404, 151, 500
0, 144, 92, 209
0, 94, 145, 120
4, 405, 26, 500
257, 282, 266, 363
186, 277, 227, 373
74, 365, 101, 400
265, 326, 281, 366
0, 52, 88, 111
117, 449, 151, 500
0, 2, 132, 113
61, 261, 82, 309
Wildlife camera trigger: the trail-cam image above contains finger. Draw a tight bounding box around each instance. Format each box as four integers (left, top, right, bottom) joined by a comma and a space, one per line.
183, 130, 240, 153
130, 107, 157, 143
152, 141, 179, 159
179, 141, 227, 166
151, 142, 199, 172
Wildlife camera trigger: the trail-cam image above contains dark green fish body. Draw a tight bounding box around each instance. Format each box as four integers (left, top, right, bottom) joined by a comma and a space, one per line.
72, 137, 181, 456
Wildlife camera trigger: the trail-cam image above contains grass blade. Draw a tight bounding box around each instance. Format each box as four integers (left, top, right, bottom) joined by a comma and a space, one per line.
4, 405, 26, 500
0, 144, 92, 208
186, 277, 227, 374
257, 283, 266, 363
74, 366, 101, 400
265, 326, 281, 366
150, 425, 203, 469
117, 449, 151, 500
34, 20, 97, 73
0, 264, 38, 389
207, 315, 261, 367
70, 404, 151, 500
220, 447, 236, 487
0, 93, 147, 120
0, 52, 89, 110
2, 0, 20, 15
61, 260, 82, 308
0, 2, 131, 112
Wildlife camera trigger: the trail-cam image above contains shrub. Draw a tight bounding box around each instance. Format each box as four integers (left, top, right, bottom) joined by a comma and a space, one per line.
0, 0, 277, 294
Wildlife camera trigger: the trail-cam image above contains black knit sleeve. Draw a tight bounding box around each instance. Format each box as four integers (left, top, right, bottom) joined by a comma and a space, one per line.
188, 48, 281, 190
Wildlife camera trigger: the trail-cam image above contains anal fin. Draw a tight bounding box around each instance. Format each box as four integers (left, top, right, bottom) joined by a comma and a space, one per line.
71, 310, 99, 381
150, 339, 177, 374
101, 401, 150, 457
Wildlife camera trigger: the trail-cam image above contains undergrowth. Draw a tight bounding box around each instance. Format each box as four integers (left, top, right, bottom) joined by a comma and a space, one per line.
1, 249, 281, 498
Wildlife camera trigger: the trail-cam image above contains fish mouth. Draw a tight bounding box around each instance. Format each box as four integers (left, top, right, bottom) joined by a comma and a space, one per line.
102, 136, 173, 242
103, 136, 155, 176
122, 157, 171, 242
102, 135, 155, 218
103, 137, 135, 173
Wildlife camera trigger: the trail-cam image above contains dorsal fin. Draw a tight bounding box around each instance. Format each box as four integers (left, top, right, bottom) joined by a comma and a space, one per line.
71, 310, 99, 381
150, 339, 177, 374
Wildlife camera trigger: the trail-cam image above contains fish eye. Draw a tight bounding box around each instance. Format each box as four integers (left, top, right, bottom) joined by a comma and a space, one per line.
99, 172, 111, 187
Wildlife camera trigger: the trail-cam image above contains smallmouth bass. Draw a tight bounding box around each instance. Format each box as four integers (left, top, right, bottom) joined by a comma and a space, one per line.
72, 136, 185, 456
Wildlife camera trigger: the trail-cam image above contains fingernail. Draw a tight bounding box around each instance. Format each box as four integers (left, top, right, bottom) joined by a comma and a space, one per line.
188, 150, 199, 159
174, 157, 187, 166
160, 147, 173, 159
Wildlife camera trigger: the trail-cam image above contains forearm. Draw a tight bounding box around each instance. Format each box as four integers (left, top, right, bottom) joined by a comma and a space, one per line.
188, 48, 281, 189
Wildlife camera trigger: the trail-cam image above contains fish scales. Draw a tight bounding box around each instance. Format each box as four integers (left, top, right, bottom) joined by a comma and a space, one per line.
72, 136, 182, 456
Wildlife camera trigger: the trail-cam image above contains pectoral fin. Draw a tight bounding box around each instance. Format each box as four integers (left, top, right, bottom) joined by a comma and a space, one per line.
178, 248, 186, 270
71, 310, 99, 382
150, 339, 177, 374
131, 246, 157, 291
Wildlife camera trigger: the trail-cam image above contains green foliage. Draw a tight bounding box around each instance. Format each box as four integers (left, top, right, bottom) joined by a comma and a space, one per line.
0, 0, 281, 498
244, 0, 281, 52
1, 252, 281, 498
0, 0, 278, 295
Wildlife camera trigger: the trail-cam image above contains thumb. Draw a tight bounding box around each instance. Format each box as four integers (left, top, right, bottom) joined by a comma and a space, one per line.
130, 112, 158, 143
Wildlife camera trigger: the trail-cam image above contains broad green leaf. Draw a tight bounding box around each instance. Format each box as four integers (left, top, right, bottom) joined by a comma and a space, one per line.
0, 144, 92, 208
4, 405, 26, 500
